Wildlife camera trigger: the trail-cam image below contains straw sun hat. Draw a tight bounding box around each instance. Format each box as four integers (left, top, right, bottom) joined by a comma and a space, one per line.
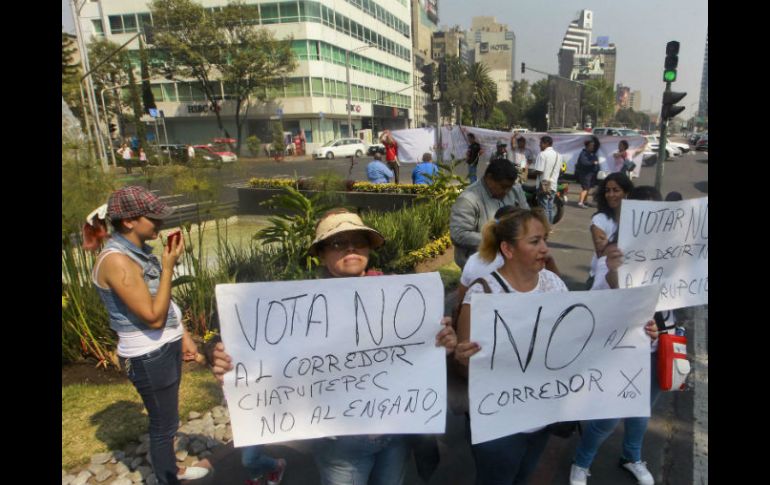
308, 210, 385, 256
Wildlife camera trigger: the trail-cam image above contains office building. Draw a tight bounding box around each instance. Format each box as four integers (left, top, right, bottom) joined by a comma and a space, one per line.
698, 29, 708, 118
468, 16, 515, 102
412, 0, 439, 127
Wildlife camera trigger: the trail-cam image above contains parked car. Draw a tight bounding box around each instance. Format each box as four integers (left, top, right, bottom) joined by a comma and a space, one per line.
695, 132, 708, 151
158, 144, 188, 163
313, 138, 367, 159
367, 143, 386, 156
193, 144, 237, 163
192, 145, 224, 163
643, 135, 678, 161
592, 127, 626, 136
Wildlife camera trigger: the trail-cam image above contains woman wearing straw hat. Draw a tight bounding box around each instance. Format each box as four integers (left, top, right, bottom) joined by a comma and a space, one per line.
211, 208, 457, 485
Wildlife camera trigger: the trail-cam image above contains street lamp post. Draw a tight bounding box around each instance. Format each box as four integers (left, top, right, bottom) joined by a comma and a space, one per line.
346, 44, 375, 138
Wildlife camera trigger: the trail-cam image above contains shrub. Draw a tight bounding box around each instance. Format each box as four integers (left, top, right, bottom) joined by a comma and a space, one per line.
246, 135, 262, 157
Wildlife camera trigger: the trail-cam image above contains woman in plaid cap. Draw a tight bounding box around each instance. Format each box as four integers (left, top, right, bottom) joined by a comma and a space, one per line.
90, 186, 210, 484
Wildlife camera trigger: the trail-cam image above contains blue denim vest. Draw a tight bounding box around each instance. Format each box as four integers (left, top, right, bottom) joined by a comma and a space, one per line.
94, 233, 180, 333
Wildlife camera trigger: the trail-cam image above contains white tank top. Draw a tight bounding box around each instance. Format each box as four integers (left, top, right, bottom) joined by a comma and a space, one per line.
93, 249, 185, 358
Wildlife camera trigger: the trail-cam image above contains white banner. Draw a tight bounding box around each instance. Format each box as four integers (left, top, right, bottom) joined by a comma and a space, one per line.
215, 273, 447, 446
389, 126, 646, 176
618, 197, 709, 312
468, 286, 659, 444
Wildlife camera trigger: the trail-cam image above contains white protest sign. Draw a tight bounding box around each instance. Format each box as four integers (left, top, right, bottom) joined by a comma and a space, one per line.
468, 285, 659, 445
618, 197, 708, 312
215, 272, 447, 446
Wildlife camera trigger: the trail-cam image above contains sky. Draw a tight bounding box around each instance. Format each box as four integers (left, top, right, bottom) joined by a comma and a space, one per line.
439, 0, 708, 119
63, 0, 708, 119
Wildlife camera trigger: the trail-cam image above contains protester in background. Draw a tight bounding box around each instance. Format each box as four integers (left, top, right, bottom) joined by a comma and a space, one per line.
575, 136, 601, 208
139, 147, 148, 167
380, 130, 400, 184
187, 144, 196, 163
569, 186, 663, 485
450, 159, 529, 269
612, 140, 641, 177
121, 143, 134, 174
366, 153, 395, 184
489, 141, 509, 163
511, 136, 535, 184
531, 136, 562, 225
465, 133, 482, 183
90, 186, 209, 484
455, 208, 567, 485
210, 209, 457, 485
412, 152, 439, 185
586, 172, 633, 289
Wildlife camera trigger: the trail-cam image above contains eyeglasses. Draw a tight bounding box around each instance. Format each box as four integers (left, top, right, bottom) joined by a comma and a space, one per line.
325, 236, 370, 251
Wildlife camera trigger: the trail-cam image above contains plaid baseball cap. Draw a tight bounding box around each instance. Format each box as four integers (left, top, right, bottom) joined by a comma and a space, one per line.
107, 186, 175, 221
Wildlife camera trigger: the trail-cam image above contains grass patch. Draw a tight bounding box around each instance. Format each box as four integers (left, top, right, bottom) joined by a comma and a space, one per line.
62, 367, 223, 470
438, 261, 462, 291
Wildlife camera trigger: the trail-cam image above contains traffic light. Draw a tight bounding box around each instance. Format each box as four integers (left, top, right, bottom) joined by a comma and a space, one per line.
438, 62, 448, 93
661, 90, 687, 120
420, 64, 436, 99
521, 62, 525, 74
663, 41, 680, 82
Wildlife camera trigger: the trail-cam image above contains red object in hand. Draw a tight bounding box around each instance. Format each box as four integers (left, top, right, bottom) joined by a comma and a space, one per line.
657, 333, 691, 391
167, 230, 182, 247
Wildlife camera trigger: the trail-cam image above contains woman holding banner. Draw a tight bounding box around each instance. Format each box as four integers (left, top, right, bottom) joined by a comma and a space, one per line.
586, 172, 633, 289
569, 185, 662, 485
454, 207, 568, 485
210, 209, 457, 485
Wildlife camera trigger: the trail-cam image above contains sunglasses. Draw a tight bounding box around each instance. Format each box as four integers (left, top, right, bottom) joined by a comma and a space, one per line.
324, 235, 370, 251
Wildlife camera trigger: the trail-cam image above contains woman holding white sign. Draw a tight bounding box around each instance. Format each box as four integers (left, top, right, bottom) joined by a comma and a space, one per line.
455, 207, 568, 485
569, 186, 662, 485
586, 172, 633, 289
211, 209, 457, 485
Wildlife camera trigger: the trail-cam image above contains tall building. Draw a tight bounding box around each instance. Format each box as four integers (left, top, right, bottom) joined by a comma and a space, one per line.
74, 0, 414, 152
590, 39, 616, 85
698, 29, 708, 118
557, 10, 593, 80
412, 0, 439, 127
468, 16, 515, 102
629, 91, 642, 111
432, 26, 471, 65
616, 84, 631, 110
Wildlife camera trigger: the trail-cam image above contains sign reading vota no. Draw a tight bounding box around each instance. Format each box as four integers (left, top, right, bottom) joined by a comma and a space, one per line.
215, 273, 447, 446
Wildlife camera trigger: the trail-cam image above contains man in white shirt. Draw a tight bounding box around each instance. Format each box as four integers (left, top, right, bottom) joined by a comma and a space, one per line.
531, 135, 561, 224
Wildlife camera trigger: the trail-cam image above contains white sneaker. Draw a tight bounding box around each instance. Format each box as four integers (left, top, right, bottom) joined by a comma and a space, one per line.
569, 464, 590, 485
177, 466, 210, 480
620, 460, 654, 485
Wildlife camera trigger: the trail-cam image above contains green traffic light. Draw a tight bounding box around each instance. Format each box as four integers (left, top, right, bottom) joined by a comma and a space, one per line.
663, 70, 677, 82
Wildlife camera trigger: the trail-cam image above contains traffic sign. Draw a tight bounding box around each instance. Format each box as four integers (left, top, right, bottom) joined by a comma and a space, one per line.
149, 108, 158, 118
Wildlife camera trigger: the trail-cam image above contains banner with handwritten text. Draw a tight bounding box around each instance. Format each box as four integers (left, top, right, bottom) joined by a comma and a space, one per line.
215, 273, 447, 446
469, 286, 659, 444
618, 197, 708, 311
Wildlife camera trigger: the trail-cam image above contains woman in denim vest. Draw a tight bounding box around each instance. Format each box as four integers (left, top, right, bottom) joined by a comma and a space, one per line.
91, 186, 209, 484
210, 209, 457, 485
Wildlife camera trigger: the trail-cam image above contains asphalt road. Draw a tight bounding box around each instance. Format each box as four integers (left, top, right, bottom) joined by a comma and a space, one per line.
122, 142, 708, 485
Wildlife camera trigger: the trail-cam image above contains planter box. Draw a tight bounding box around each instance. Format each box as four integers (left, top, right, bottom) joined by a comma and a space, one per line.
238, 187, 425, 215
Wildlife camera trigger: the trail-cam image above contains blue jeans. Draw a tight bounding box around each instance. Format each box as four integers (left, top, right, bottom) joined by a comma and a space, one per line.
574, 352, 662, 467
312, 435, 410, 485
242, 445, 279, 479
468, 163, 478, 183
537, 190, 556, 224
121, 339, 183, 485
471, 427, 551, 485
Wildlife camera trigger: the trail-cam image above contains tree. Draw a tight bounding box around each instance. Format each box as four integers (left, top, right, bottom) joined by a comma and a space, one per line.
495, 101, 516, 129
150, 0, 297, 154
525, 79, 549, 130
509, 80, 533, 127
466, 62, 497, 126
581, 78, 615, 126
139, 40, 157, 115
481, 107, 507, 130
438, 56, 470, 124
88, 38, 132, 141
62, 29, 84, 127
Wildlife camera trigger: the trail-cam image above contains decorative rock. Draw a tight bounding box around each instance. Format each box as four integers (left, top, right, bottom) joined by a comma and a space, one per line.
129, 457, 144, 470
213, 425, 226, 441
205, 437, 218, 449
223, 426, 233, 442
95, 468, 114, 482
213, 414, 229, 425
175, 450, 189, 462
188, 411, 201, 420
109, 478, 132, 485
146, 452, 153, 466
71, 470, 93, 485
88, 463, 106, 475
145, 474, 158, 485
190, 439, 207, 455
91, 453, 112, 465
123, 444, 138, 457
62, 474, 76, 485
111, 451, 126, 463
135, 442, 149, 455
139, 434, 150, 444
137, 465, 153, 479
199, 450, 212, 459
124, 470, 142, 482
114, 463, 130, 476
174, 435, 189, 452
62, 469, 67, 478
203, 411, 213, 421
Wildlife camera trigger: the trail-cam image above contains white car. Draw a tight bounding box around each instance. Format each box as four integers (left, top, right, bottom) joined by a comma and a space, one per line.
643, 135, 678, 161
313, 138, 368, 159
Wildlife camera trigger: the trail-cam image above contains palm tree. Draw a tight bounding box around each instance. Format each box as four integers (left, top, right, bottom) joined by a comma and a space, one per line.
466, 62, 498, 126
